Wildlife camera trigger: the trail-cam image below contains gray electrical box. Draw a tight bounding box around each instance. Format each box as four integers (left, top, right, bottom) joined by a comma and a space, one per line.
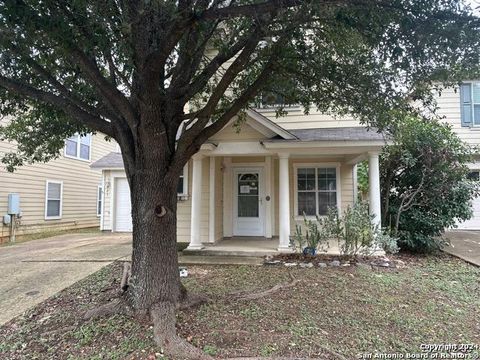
7, 193, 20, 215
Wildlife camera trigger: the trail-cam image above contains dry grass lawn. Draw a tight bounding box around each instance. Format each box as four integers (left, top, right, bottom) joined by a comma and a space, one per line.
0, 254, 479, 359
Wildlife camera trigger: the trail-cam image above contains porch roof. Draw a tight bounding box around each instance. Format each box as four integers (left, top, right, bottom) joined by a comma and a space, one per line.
90, 152, 124, 169
91, 126, 387, 170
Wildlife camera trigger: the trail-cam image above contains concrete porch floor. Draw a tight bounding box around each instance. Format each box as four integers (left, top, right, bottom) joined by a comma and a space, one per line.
183, 237, 344, 257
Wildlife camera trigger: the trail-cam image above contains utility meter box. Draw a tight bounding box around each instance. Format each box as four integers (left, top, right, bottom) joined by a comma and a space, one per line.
3, 214, 11, 225
7, 193, 20, 215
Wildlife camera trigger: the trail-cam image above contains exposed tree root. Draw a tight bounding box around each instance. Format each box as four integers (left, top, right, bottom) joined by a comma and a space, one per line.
229, 272, 301, 302
120, 262, 132, 292
151, 301, 214, 360
83, 297, 132, 321
178, 292, 210, 310
83, 269, 308, 359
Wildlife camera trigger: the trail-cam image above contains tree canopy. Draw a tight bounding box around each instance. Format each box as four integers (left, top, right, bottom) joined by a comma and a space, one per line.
1, 0, 479, 176
1, 1, 480, 358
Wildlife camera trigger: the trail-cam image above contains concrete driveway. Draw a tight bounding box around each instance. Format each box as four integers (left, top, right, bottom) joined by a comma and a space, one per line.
444, 230, 480, 266
0, 233, 132, 325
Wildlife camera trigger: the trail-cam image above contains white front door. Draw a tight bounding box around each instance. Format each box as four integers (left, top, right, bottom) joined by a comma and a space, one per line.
115, 177, 133, 232
233, 168, 265, 236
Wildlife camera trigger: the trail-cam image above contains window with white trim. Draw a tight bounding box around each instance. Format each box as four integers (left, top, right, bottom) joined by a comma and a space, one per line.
45, 181, 63, 219
97, 185, 103, 216
296, 167, 337, 216
177, 164, 189, 195
460, 82, 480, 126
65, 133, 91, 160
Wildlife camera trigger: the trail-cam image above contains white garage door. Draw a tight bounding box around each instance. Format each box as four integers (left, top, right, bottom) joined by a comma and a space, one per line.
115, 178, 132, 232
457, 170, 480, 230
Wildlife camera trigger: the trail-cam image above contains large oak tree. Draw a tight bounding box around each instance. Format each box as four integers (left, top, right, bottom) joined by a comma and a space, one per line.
1, 0, 479, 358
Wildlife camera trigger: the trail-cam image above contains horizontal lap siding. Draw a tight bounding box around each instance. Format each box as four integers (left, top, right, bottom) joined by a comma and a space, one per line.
260, 109, 361, 130
435, 86, 480, 146
210, 121, 266, 141
340, 164, 355, 211
0, 118, 117, 242
101, 160, 202, 243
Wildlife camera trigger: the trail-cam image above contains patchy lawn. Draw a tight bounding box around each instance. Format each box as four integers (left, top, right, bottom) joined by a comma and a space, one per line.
0, 227, 102, 247
0, 255, 479, 359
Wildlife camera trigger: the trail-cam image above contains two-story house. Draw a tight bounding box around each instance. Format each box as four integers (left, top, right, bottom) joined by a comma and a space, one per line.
0, 117, 118, 243
437, 82, 480, 230
92, 82, 480, 250
91, 104, 387, 252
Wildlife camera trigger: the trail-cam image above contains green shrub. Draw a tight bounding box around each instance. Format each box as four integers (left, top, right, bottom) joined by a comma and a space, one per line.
375, 231, 400, 254
381, 117, 480, 253
291, 214, 330, 253
326, 201, 377, 256
292, 201, 399, 255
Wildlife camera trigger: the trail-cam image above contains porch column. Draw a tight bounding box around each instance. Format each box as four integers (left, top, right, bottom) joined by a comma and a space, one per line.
208, 157, 216, 243
368, 152, 382, 229
278, 153, 291, 251
188, 154, 204, 250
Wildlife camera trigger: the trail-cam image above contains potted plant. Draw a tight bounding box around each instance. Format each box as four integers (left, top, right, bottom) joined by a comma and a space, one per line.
292, 214, 330, 256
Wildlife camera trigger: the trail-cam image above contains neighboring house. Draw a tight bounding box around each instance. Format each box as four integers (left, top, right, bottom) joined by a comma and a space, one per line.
92, 107, 387, 251
436, 81, 480, 229
0, 117, 118, 243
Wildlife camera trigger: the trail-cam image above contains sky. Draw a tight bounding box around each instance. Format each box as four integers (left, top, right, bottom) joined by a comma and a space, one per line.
468, 0, 480, 14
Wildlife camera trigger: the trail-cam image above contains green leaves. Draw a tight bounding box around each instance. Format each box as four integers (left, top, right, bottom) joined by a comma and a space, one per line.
381, 116, 479, 253
0, 0, 479, 171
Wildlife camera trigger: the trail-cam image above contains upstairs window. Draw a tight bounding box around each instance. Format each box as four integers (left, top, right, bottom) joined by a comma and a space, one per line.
65, 134, 91, 161
255, 91, 298, 109
254, 78, 299, 109
460, 82, 480, 127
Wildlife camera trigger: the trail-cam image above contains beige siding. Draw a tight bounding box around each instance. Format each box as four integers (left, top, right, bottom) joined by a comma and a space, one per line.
340, 164, 355, 210
101, 155, 357, 242
100, 159, 210, 243
0, 120, 117, 242
260, 108, 361, 130
210, 121, 266, 141
201, 48, 362, 131
435, 85, 480, 146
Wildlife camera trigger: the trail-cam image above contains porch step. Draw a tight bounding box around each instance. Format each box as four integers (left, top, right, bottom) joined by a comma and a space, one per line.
179, 254, 263, 266
182, 248, 277, 257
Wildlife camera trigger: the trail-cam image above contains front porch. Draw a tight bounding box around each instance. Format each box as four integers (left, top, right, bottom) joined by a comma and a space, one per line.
184, 236, 345, 256
185, 112, 386, 254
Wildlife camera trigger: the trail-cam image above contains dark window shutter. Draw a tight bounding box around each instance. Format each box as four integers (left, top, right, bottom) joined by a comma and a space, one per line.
460, 83, 472, 127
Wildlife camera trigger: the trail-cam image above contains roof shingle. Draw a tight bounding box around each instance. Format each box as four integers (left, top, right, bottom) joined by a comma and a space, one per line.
90, 152, 124, 169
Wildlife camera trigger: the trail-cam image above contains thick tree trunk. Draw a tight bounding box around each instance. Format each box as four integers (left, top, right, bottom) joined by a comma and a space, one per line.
128, 171, 180, 314
123, 133, 211, 359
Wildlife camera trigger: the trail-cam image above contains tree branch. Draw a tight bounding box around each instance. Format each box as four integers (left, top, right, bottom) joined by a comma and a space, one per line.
7, 43, 122, 124
0, 76, 115, 137
199, 0, 304, 20
183, 25, 263, 100
68, 48, 138, 125
173, 57, 277, 172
